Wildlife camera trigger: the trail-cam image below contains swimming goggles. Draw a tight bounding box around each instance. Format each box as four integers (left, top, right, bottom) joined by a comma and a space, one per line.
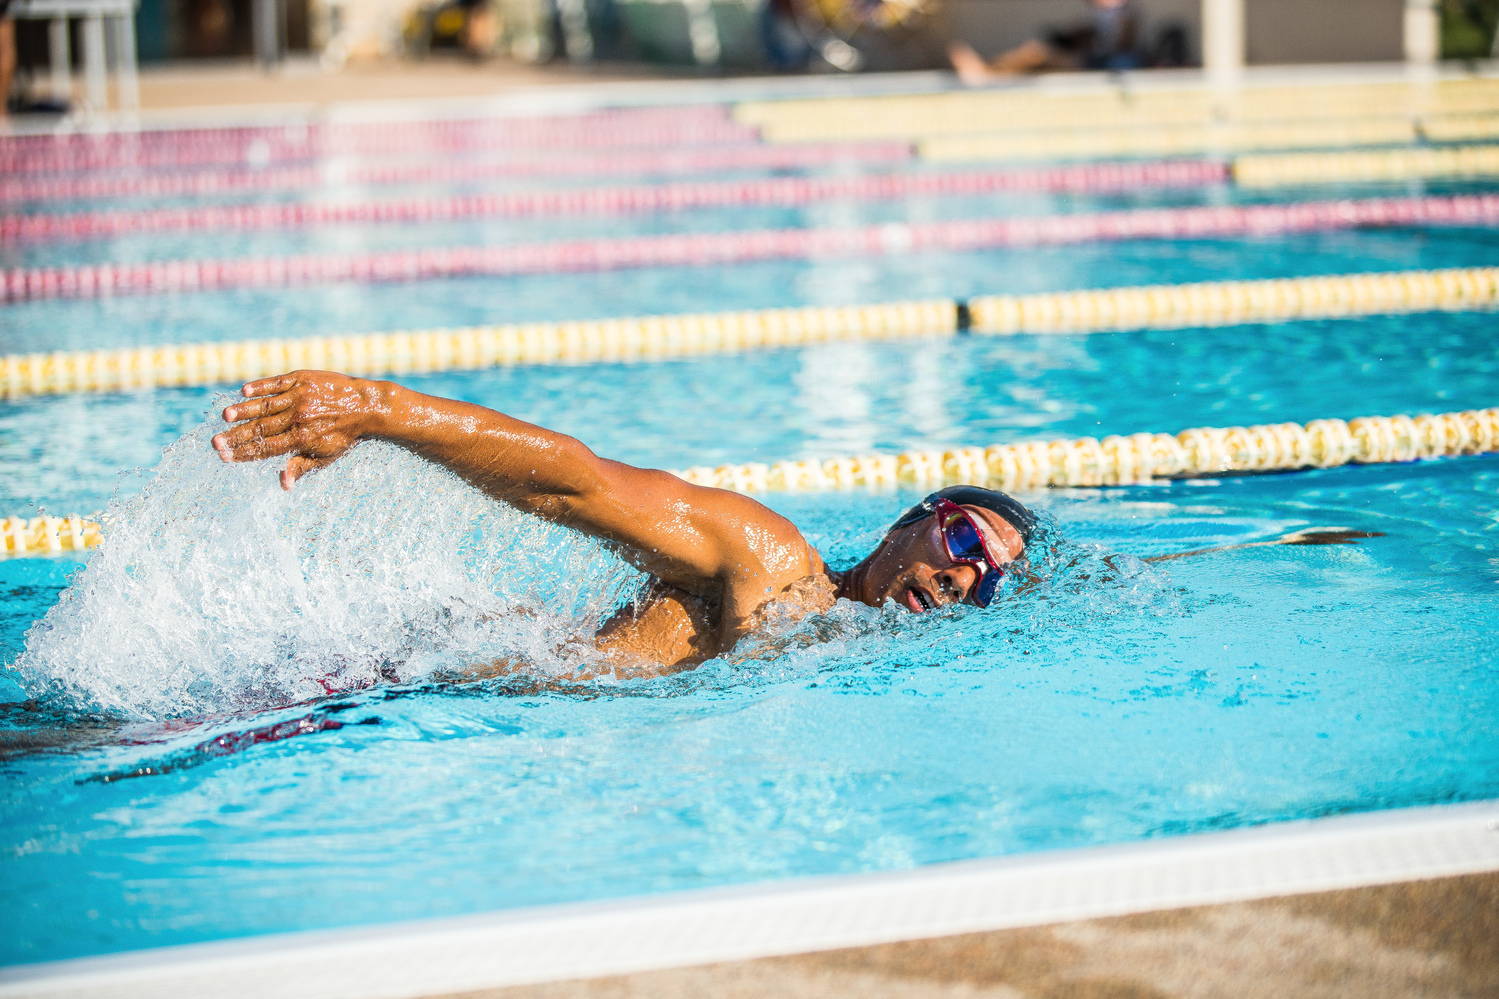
930, 497, 1008, 608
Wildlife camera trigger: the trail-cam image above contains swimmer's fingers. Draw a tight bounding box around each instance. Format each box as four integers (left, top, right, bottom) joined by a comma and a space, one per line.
221, 391, 295, 425
211, 410, 297, 456
240, 373, 302, 398
281, 456, 334, 491
212, 370, 365, 475
215, 429, 301, 463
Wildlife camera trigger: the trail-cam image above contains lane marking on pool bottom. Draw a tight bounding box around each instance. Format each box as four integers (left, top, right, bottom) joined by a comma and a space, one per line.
6, 406, 1495, 558
4, 195, 1498, 304
1, 800, 1495, 998
11, 145, 1499, 245
2, 267, 1495, 399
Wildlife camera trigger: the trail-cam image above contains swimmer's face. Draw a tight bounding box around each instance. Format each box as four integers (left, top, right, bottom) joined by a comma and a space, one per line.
857, 505, 1024, 613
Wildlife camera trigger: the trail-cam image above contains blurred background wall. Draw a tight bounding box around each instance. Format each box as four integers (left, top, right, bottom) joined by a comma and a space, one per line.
5, 0, 1497, 104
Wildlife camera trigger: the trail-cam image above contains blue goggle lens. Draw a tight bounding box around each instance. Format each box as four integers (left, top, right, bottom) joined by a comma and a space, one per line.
940, 510, 1003, 608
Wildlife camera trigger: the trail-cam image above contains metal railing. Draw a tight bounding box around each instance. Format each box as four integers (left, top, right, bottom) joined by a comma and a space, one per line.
9, 0, 139, 111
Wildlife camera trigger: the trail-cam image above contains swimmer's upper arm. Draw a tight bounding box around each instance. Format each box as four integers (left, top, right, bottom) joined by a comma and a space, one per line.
549, 455, 810, 592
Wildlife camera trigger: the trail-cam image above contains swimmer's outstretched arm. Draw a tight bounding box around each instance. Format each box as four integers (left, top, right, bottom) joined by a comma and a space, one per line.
211, 370, 821, 607
1141, 528, 1384, 563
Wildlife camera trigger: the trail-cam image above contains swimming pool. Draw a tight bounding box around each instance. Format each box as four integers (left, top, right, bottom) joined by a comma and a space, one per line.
3, 72, 1498, 979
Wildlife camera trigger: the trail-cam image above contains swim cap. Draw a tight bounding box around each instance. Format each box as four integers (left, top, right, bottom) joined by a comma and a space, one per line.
888, 485, 1038, 548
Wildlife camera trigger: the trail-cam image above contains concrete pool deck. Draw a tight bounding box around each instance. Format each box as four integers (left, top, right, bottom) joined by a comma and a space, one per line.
127, 56, 683, 112
35, 54, 1494, 126
465, 871, 1499, 999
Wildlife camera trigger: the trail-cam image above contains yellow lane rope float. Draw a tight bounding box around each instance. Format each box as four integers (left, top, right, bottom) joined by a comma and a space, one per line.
3, 268, 1495, 399
919, 119, 1428, 164
734, 76, 1499, 123
675, 408, 1499, 494
1, 516, 101, 557
735, 78, 1499, 141
0, 301, 955, 398
9, 408, 1494, 557
1232, 144, 1499, 186
1422, 113, 1499, 143
966, 267, 1499, 335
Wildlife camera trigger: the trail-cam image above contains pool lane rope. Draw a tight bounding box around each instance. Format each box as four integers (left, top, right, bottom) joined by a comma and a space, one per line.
2, 161, 1226, 243
737, 79, 1499, 140
13, 145, 1499, 244
6, 194, 1497, 304
6, 127, 1498, 208
2, 516, 101, 557
3, 267, 1494, 398
676, 407, 1499, 494
0, 141, 917, 205
1231, 144, 1499, 187
8, 407, 1496, 558
0, 106, 757, 175
919, 116, 1499, 164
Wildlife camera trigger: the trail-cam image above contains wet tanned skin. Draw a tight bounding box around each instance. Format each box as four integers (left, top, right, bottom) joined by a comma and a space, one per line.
212, 371, 1021, 676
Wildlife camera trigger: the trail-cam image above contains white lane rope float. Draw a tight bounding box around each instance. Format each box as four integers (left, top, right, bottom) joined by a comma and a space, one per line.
7, 407, 1495, 558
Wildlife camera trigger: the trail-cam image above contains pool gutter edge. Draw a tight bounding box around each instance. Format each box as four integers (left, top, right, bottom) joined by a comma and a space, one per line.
3, 799, 1497, 999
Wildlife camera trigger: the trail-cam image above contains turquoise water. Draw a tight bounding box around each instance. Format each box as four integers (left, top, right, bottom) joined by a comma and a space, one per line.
3, 454, 1496, 966
2, 117, 1498, 968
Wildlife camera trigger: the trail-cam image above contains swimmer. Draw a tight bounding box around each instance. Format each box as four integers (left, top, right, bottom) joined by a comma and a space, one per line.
212, 370, 1380, 678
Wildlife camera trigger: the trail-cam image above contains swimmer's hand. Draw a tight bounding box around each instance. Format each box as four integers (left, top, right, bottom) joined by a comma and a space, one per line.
212, 370, 390, 490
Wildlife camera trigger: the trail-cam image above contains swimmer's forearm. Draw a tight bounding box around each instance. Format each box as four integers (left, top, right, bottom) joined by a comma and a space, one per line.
369, 381, 603, 509
218, 370, 618, 502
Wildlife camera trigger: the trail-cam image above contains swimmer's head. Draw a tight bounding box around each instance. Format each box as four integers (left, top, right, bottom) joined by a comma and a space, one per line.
839, 486, 1036, 613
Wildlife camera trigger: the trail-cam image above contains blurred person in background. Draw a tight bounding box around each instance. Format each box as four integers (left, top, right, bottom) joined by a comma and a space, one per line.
948, 0, 1140, 82
0, 0, 14, 121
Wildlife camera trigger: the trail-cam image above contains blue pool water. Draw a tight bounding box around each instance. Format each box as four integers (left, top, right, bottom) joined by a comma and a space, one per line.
2, 107, 1498, 968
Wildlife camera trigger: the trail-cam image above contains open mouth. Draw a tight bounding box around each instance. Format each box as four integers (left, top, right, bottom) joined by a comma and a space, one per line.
905, 587, 936, 613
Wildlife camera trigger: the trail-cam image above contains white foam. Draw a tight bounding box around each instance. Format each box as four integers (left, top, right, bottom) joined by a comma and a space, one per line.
14, 404, 645, 719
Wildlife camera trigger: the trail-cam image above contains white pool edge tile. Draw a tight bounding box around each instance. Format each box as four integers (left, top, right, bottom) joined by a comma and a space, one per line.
4, 798, 1497, 999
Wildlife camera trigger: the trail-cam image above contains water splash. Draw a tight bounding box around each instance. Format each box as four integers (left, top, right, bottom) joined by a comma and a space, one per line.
12, 402, 646, 719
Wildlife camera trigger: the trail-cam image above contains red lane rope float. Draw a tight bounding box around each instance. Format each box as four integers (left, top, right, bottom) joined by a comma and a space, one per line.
6, 194, 1494, 303
0, 141, 916, 205
1, 160, 1227, 244
0, 106, 755, 175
